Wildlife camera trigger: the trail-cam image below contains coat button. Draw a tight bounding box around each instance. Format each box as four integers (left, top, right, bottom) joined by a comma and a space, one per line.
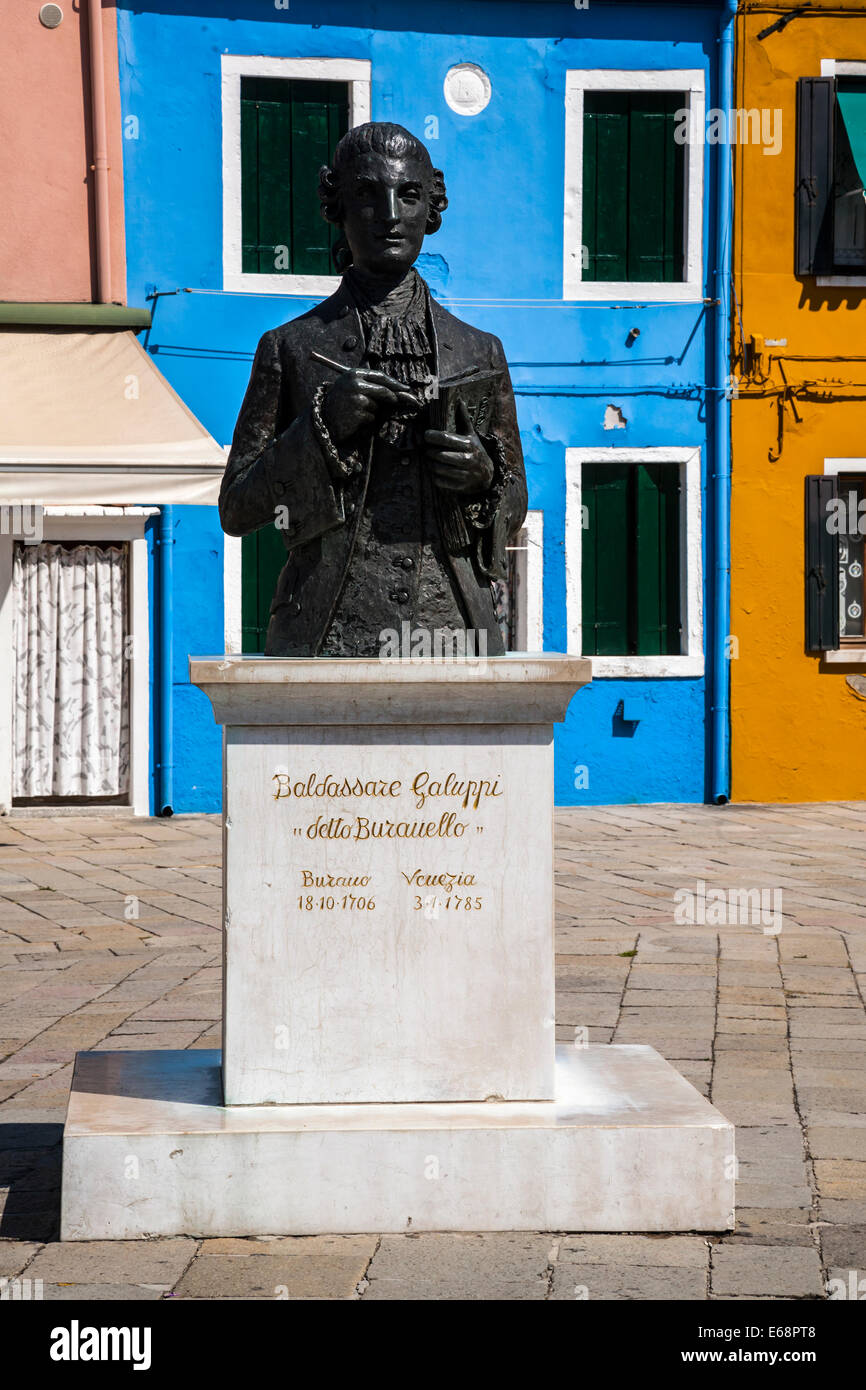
287, 600, 301, 616
401, 556, 415, 570
338, 304, 350, 318
343, 336, 359, 351
395, 589, 409, 604
346, 502, 356, 515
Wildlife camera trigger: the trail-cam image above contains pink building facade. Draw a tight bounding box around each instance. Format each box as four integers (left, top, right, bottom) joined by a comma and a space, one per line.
0, 3, 224, 820
1, 0, 127, 304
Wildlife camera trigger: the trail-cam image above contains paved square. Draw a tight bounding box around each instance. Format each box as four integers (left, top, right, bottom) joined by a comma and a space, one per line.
0, 804, 863, 1299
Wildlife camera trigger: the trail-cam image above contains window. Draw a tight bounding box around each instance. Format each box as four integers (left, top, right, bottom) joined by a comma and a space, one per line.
582, 461, 681, 656
563, 70, 705, 301
241, 77, 348, 278
566, 447, 704, 677
797, 71, 866, 280
222, 56, 371, 295
583, 92, 685, 283
806, 471, 866, 653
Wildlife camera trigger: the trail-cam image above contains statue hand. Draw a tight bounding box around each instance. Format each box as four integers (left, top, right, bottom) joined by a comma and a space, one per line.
424, 399, 495, 493
322, 369, 420, 444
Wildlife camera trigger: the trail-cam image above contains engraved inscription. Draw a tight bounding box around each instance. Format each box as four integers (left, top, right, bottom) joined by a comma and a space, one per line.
276, 766, 505, 915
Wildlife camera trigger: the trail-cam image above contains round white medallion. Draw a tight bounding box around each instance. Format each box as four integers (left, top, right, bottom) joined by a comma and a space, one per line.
443, 64, 492, 117
39, 3, 63, 27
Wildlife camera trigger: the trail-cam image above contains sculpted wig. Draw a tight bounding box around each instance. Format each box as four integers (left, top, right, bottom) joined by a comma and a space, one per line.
318, 122, 448, 267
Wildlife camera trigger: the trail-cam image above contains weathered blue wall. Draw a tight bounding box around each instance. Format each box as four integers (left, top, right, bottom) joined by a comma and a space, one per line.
117, 0, 721, 808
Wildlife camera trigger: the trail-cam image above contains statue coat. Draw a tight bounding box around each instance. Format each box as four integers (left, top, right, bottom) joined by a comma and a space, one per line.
219, 277, 527, 656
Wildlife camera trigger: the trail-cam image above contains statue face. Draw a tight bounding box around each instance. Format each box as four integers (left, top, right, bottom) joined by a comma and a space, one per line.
340, 151, 431, 276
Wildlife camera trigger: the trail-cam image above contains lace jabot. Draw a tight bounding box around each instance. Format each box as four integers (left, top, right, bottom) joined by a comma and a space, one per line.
345, 267, 434, 388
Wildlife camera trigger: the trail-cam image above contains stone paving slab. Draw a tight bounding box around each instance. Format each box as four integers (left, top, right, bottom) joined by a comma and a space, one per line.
173, 1235, 378, 1301
0, 803, 863, 1300
550, 1262, 707, 1301
359, 1233, 553, 1301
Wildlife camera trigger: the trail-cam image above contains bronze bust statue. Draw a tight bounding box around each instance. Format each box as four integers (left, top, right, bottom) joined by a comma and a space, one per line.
219, 121, 527, 656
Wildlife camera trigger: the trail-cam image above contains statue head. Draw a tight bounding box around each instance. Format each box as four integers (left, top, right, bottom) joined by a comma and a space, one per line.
318, 122, 448, 277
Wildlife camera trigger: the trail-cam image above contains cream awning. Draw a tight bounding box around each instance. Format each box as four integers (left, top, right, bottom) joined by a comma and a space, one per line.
0, 328, 226, 504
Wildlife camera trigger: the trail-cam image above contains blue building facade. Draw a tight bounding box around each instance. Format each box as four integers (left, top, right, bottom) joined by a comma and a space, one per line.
115, 0, 733, 811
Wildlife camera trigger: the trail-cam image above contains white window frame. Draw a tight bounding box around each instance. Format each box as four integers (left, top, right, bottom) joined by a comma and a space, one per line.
223, 530, 243, 654
0, 506, 156, 816
816, 60, 866, 286
565, 445, 704, 677
822, 456, 866, 662
221, 55, 371, 297
220, 444, 244, 654
509, 509, 544, 651
563, 68, 705, 302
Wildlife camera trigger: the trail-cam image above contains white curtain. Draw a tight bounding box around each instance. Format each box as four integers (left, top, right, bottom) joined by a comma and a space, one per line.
13, 542, 130, 798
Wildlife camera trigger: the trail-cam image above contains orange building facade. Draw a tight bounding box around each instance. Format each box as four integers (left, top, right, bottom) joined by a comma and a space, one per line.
731, 1, 866, 801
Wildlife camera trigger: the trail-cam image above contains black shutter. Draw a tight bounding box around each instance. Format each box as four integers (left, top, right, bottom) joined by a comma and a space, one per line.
805, 475, 840, 651
795, 77, 836, 275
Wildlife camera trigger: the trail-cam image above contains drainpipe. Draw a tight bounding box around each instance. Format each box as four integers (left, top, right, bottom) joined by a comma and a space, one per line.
157, 507, 174, 815
87, 0, 112, 302
711, 0, 737, 805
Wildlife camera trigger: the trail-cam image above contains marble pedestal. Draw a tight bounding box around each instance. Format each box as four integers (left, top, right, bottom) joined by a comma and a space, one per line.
61, 1045, 735, 1237
196, 655, 589, 1106
60, 655, 734, 1237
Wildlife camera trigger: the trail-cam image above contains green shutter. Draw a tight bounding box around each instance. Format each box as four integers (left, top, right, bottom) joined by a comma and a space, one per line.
582, 463, 682, 656
240, 95, 260, 274
582, 464, 630, 655
289, 84, 338, 274
254, 83, 293, 275
241, 78, 348, 276
634, 463, 681, 655
582, 96, 599, 280
583, 91, 685, 284
583, 95, 629, 281
241, 525, 288, 653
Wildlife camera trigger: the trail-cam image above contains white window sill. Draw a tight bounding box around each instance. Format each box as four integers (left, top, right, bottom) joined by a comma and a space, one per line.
817, 276, 866, 287
563, 277, 705, 303
584, 655, 705, 678
823, 648, 866, 664
223, 271, 340, 298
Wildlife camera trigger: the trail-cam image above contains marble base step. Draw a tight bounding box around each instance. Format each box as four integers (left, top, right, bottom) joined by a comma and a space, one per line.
61, 1044, 735, 1238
